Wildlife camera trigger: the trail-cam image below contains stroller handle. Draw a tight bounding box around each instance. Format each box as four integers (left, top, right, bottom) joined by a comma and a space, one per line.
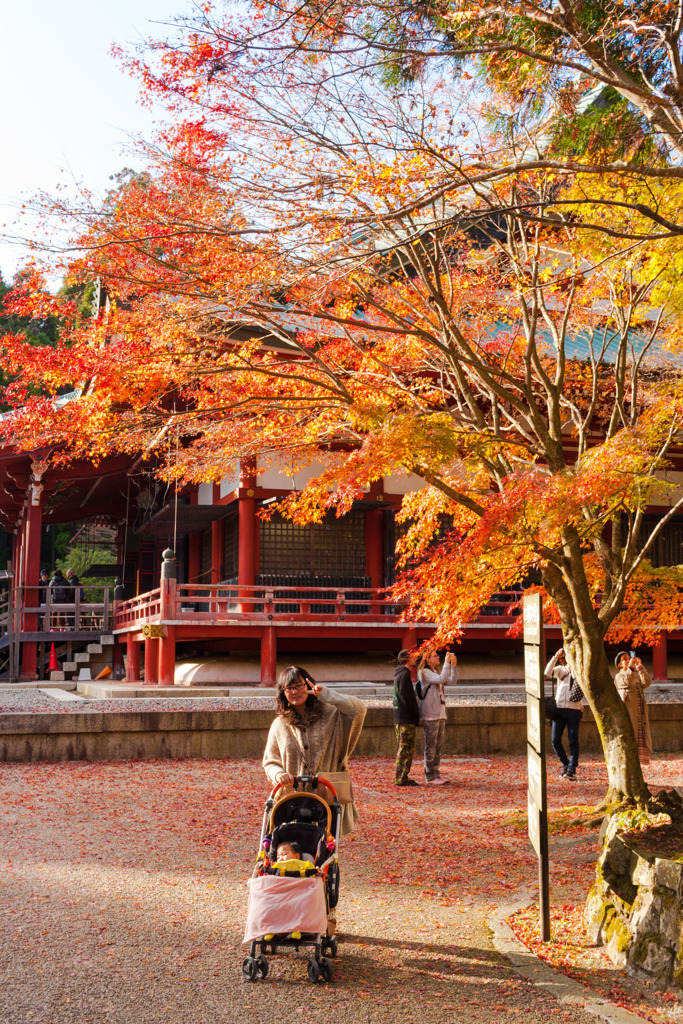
269, 774, 339, 801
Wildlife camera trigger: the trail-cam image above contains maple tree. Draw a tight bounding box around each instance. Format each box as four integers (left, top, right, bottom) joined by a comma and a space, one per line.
239, 0, 683, 194
3, 3, 683, 813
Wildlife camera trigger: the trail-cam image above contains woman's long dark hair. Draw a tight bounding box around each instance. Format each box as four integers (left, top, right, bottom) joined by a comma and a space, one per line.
275, 666, 321, 723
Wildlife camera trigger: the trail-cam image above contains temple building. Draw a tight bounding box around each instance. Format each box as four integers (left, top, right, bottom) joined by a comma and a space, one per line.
0, 440, 680, 686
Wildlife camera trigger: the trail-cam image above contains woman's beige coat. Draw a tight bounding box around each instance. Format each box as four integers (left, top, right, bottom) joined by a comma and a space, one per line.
263, 686, 367, 834
614, 663, 653, 759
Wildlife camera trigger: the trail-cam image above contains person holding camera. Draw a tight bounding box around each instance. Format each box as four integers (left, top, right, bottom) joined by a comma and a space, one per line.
544, 648, 583, 781
417, 650, 457, 785
614, 651, 653, 765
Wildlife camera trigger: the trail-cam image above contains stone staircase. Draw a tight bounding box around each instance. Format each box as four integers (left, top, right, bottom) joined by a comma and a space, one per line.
49, 634, 115, 683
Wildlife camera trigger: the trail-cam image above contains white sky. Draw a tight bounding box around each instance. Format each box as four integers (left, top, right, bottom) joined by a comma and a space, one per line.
0, 0, 189, 282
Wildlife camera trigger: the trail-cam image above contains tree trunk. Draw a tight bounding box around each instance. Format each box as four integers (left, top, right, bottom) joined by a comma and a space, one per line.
564, 625, 650, 807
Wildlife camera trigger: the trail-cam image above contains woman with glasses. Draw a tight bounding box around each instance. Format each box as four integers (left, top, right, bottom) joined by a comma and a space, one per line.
262, 666, 367, 836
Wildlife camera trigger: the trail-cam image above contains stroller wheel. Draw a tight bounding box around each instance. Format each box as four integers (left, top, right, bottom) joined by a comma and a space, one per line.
255, 955, 269, 979
319, 956, 333, 982
307, 958, 320, 983
242, 957, 258, 982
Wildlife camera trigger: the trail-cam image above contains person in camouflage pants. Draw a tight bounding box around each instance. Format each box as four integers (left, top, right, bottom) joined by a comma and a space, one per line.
395, 723, 417, 783
393, 650, 420, 786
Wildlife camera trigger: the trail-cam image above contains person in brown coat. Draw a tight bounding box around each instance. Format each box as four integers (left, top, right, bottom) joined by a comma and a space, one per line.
262, 666, 367, 836
614, 651, 653, 765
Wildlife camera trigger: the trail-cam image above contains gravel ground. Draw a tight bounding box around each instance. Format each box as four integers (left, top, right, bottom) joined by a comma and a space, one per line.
2, 753, 674, 1024
0, 687, 677, 715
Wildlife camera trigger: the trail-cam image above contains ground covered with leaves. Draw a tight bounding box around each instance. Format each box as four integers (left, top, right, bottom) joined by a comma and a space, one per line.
0, 753, 681, 1023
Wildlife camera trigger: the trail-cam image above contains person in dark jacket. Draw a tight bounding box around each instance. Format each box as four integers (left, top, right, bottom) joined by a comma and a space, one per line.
65, 568, 84, 627
393, 650, 420, 786
65, 568, 84, 598
49, 569, 69, 628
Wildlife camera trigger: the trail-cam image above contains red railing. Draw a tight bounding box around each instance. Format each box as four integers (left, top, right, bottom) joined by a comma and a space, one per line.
114, 587, 161, 629
112, 582, 523, 631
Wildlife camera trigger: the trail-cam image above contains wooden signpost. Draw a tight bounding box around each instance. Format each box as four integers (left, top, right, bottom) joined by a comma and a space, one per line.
523, 592, 551, 941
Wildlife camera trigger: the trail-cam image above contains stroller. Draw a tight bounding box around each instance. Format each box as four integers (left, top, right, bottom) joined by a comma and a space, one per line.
242, 775, 341, 983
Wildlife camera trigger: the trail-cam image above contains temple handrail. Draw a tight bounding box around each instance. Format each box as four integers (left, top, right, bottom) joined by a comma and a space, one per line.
112, 583, 525, 629
10, 584, 113, 633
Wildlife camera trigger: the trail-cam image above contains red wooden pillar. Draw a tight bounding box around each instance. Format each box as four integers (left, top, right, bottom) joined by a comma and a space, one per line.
402, 627, 418, 682
158, 548, 177, 686
145, 637, 160, 684
653, 632, 668, 682
158, 627, 176, 687
14, 520, 25, 624
261, 627, 277, 687
239, 459, 258, 611
12, 526, 21, 579
365, 509, 384, 587
365, 508, 384, 614
126, 634, 141, 682
20, 488, 43, 680
403, 627, 417, 652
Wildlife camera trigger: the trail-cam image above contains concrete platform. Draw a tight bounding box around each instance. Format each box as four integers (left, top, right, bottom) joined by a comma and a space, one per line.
74, 680, 536, 700
76, 680, 392, 699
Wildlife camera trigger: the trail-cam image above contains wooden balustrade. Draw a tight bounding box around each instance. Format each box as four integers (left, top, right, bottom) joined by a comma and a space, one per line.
8, 585, 114, 634
111, 583, 524, 630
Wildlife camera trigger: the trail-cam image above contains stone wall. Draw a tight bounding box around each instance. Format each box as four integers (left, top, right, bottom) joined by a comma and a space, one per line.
585, 812, 683, 994
1, 701, 682, 764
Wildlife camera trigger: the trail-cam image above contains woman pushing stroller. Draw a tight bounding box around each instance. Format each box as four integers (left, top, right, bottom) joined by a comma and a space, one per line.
262, 666, 367, 836
242, 667, 367, 983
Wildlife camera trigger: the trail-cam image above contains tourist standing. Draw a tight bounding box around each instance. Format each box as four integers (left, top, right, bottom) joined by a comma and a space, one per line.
393, 650, 420, 787
49, 569, 69, 628
65, 568, 84, 628
614, 651, 653, 765
545, 648, 583, 781
418, 650, 457, 785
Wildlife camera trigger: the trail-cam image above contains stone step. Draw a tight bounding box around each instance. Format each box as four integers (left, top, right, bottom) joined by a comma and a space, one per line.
39, 687, 84, 702
86, 644, 103, 655
49, 670, 66, 681
62, 662, 77, 672
74, 652, 91, 664
99, 635, 115, 646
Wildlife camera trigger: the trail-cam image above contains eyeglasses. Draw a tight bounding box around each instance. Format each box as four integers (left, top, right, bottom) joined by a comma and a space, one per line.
284, 682, 308, 693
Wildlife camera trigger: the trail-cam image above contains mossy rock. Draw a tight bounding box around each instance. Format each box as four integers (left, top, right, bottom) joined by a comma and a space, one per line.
603, 908, 631, 964
630, 934, 674, 980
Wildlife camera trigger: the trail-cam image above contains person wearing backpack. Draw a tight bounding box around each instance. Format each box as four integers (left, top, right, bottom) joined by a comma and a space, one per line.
545, 648, 584, 782
417, 650, 457, 785
393, 650, 420, 787
49, 569, 69, 629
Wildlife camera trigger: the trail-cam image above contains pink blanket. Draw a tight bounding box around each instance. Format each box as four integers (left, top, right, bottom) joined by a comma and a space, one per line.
243, 874, 328, 942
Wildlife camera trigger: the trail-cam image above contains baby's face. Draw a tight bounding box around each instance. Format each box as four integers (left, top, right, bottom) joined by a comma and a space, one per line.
276, 843, 297, 862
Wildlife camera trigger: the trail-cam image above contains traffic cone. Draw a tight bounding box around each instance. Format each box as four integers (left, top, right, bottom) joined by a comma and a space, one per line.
48, 643, 59, 672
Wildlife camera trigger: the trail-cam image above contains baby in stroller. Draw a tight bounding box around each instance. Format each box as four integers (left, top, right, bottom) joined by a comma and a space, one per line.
242, 775, 341, 983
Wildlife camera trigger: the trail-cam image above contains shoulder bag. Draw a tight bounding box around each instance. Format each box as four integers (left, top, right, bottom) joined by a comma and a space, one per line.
544, 676, 559, 722
568, 675, 584, 704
